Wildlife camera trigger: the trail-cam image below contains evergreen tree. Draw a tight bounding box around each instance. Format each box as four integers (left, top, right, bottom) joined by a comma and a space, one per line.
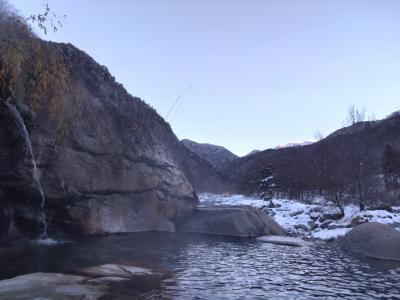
257, 164, 276, 204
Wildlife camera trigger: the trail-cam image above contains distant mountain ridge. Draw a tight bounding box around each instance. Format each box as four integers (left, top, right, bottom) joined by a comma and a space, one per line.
182, 139, 238, 173
245, 150, 260, 157
223, 113, 400, 204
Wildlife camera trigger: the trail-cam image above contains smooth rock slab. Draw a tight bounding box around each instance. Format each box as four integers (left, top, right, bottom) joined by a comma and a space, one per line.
340, 222, 400, 261
0, 273, 101, 300
0, 264, 162, 299
78, 264, 153, 278
257, 235, 312, 247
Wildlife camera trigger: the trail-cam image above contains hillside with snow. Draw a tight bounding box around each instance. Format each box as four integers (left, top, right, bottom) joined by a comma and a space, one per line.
275, 140, 315, 149
223, 113, 400, 205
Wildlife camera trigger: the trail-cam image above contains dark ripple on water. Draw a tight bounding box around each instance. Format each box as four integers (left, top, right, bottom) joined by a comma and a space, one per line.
0, 233, 399, 299
157, 238, 400, 300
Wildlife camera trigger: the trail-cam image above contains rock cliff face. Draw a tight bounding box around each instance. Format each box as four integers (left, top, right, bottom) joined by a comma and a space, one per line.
0, 101, 45, 238
0, 40, 224, 238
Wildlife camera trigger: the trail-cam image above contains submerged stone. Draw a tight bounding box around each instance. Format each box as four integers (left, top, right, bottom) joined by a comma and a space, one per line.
0, 263, 163, 299
0, 273, 100, 300
257, 235, 312, 247
78, 264, 153, 278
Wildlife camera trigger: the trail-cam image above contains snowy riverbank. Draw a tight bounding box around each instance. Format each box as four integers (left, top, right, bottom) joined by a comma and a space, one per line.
199, 194, 400, 241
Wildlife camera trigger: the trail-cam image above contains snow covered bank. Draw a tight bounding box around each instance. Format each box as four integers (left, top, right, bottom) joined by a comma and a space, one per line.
199, 194, 265, 208
198, 194, 400, 241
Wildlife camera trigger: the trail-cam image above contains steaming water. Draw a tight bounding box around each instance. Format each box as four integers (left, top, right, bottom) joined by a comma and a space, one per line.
5, 103, 48, 239
1, 232, 399, 299
31, 237, 71, 246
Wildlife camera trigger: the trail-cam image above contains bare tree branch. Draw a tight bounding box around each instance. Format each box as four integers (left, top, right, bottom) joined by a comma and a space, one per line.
344, 104, 365, 126
314, 130, 325, 141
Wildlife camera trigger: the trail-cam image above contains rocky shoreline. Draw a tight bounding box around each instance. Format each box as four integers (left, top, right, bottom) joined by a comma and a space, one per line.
199, 194, 400, 241
1, 197, 400, 299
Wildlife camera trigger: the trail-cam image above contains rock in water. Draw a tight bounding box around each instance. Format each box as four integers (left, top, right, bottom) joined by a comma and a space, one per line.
257, 235, 312, 247
0, 264, 162, 299
340, 222, 400, 261
0, 273, 100, 299
78, 264, 153, 278
178, 205, 285, 237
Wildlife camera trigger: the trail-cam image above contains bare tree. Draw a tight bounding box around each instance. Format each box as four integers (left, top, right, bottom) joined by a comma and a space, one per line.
344, 104, 365, 126
381, 145, 400, 190
368, 113, 377, 122
0, 0, 72, 140
314, 157, 346, 215
0, 1, 64, 36
25, 3, 66, 35
314, 130, 325, 141
0, 0, 13, 17
357, 160, 366, 211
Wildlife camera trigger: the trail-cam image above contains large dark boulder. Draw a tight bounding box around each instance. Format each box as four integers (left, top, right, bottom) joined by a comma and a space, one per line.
178, 206, 285, 237
339, 222, 400, 261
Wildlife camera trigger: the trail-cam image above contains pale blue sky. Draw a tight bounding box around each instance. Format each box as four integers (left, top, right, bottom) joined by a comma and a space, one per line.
10, 0, 400, 156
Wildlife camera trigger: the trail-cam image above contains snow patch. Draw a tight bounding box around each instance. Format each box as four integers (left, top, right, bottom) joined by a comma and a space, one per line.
275, 140, 315, 149
311, 228, 351, 240
199, 193, 265, 208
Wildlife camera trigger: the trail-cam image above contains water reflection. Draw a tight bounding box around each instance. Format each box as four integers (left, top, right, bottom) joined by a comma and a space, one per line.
0, 233, 399, 299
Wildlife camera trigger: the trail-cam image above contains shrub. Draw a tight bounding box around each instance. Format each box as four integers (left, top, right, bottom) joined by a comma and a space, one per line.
0, 1, 74, 141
